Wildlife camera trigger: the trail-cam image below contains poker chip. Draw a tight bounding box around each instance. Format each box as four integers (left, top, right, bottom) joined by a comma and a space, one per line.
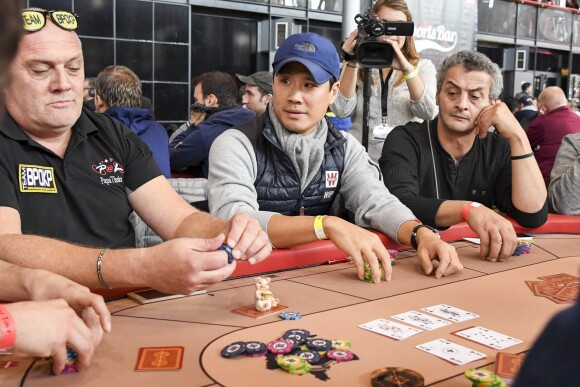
279, 311, 302, 320
282, 333, 305, 348
243, 341, 267, 357
371, 367, 425, 387
267, 339, 294, 354
326, 349, 354, 362
220, 341, 247, 358
285, 329, 310, 338
331, 339, 351, 350
388, 249, 399, 259
60, 347, 78, 374
218, 244, 234, 264
465, 369, 506, 386
294, 350, 321, 364
306, 338, 333, 352
276, 355, 312, 375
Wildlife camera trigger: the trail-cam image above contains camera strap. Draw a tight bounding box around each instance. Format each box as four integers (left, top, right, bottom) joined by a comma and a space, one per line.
380, 69, 393, 117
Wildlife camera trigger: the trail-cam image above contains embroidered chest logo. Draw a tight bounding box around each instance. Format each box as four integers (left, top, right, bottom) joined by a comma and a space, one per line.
325, 170, 339, 188
19, 164, 58, 193
92, 157, 125, 186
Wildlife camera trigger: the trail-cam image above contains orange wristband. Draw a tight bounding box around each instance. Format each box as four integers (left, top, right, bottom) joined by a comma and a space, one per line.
461, 202, 481, 221
0, 305, 17, 350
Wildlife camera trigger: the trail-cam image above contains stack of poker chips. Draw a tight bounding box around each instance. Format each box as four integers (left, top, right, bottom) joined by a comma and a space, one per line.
221, 328, 356, 376
363, 250, 398, 283
61, 347, 78, 374
464, 369, 506, 387
512, 237, 533, 256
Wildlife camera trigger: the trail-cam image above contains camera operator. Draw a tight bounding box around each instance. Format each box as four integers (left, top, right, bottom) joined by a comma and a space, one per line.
331, 0, 437, 163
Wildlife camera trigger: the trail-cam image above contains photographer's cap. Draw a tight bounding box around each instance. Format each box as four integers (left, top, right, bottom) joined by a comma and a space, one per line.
272, 32, 340, 85
235, 71, 273, 94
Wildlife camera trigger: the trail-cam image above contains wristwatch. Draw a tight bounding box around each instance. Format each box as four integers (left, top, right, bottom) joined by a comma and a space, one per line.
410, 224, 440, 250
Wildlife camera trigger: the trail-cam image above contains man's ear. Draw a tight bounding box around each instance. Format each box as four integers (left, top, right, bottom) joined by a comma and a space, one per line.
263, 94, 272, 104
435, 93, 440, 106
206, 94, 218, 107
328, 81, 340, 104
94, 95, 108, 113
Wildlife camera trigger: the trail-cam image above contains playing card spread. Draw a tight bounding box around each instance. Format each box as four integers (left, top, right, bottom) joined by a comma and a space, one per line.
415, 339, 486, 365
537, 273, 580, 285
391, 311, 452, 330
453, 326, 523, 350
359, 318, 423, 340
135, 346, 184, 371
421, 304, 480, 323
494, 352, 525, 382
231, 304, 287, 318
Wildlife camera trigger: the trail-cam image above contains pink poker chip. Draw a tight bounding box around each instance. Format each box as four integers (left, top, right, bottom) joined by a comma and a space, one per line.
326, 349, 354, 362
267, 339, 294, 354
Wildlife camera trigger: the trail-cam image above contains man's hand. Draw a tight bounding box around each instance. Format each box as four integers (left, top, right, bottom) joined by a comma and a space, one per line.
466, 205, 518, 261
221, 213, 272, 264
141, 236, 237, 294
474, 101, 525, 141
6, 300, 98, 375
190, 111, 206, 126
26, 269, 111, 334
415, 229, 463, 279
324, 217, 393, 283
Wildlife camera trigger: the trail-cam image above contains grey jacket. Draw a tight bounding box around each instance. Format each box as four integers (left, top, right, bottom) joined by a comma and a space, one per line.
548, 133, 580, 215
331, 58, 438, 162
207, 117, 417, 244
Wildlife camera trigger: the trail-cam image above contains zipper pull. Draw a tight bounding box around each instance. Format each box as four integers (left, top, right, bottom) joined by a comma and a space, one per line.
299, 204, 305, 216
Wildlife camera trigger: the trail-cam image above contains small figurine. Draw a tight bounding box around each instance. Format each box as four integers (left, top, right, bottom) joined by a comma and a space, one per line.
254, 276, 279, 312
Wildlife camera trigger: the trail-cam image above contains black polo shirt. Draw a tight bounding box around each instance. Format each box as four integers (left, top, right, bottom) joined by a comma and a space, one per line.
0, 107, 162, 248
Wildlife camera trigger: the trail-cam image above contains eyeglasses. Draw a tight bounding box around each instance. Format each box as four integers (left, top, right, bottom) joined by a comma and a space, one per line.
22, 9, 78, 33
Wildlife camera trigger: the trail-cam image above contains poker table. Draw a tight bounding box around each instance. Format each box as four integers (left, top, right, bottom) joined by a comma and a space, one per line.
1, 215, 579, 386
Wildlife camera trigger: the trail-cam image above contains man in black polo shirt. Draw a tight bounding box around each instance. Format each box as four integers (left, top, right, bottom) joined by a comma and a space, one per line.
380, 50, 548, 262
0, 11, 271, 295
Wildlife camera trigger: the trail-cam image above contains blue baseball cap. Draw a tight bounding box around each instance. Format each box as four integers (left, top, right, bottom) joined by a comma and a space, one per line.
272, 32, 340, 85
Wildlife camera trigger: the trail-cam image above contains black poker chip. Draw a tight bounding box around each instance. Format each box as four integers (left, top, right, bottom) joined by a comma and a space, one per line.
243, 341, 267, 356
306, 338, 333, 352
221, 341, 246, 358
218, 244, 234, 264
284, 329, 310, 338
283, 332, 307, 346
294, 350, 321, 364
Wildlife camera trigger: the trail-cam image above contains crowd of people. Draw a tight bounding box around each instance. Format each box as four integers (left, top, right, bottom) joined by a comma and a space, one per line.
0, 0, 578, 382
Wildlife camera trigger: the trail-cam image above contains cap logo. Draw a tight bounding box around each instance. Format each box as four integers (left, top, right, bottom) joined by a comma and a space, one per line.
294, 42, 316, 53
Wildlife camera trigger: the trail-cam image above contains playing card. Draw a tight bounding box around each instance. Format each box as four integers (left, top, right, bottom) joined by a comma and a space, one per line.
494, 352, 525, 382
359, 318, 423, 340
453, 326, 523, 350
415, 339, 486, 365
421, 304, 480, 323
537, 273, 580, 285
135, 346, 184, 371
391, 311, 452, 330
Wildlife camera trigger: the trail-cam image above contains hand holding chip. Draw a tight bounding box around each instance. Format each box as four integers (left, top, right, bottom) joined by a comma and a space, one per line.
464, 205, 518, 261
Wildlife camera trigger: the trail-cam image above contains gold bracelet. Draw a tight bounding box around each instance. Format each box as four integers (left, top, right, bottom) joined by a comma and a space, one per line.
96, 249, 113, 289
403, 67, 419, 81
314, 215, 328, 240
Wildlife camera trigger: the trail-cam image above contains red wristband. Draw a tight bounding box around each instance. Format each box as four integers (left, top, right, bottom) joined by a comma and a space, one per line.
461, 202, 481, 221
0, 305, 16, 350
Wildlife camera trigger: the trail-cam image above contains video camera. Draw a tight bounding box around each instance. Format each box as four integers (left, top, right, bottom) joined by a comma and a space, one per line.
354, 10, 414, 68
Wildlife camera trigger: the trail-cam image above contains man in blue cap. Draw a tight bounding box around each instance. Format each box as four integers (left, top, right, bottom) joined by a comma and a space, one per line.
207, 32, 462, 283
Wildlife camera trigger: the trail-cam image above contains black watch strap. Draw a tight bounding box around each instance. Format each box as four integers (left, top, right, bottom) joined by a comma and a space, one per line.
410, 224, 439, 250
341, 49, 357, 62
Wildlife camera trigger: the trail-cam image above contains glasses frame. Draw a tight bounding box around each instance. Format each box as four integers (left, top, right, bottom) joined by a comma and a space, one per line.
22, 9, 79, 33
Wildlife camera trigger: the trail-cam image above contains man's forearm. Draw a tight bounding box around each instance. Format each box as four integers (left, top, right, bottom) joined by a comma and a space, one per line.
0, 234, 144, 289
0, 261, 32, 301
434, 200, 472, 228
509, 134, 547, 212
267, 214, 317, 248
173, 211, 226, 239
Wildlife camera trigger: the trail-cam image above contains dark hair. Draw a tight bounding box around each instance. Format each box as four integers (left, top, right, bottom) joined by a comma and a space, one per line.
94, 65, 142, 108
521, 82, 531, 92
192, 71, 237, 108
0, 0, 23, 109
